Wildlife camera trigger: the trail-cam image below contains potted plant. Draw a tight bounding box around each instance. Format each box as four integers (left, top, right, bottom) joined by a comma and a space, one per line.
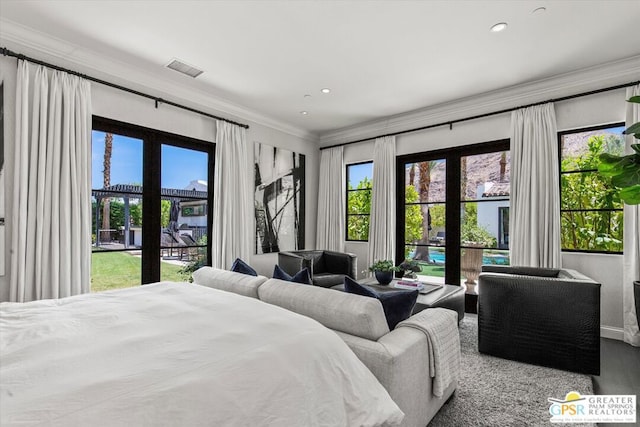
460, 221, 496, 292
397, 259, 421, 279
598, 95, 640, 321
368, 260, 400, 285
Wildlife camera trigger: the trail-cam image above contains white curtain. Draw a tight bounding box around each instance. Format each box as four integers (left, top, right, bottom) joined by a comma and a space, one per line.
623, 84, 640, 346
211, 120, 252, 269
368, 136, 396, 268
510, 103, 562, 268
316, 146, 345, 251
11, 60, 92, 301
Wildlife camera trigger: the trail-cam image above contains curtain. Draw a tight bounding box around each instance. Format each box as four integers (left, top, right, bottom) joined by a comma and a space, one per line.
316, 146, 345, 251
10, 60, 92, 301
368, 136, 396, 268
510, 103, 561, 268
211, 120, 252, 269
623, 84, 640, 346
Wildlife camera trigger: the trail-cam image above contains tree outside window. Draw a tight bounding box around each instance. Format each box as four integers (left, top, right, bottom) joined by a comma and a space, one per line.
559, 124, 624, 253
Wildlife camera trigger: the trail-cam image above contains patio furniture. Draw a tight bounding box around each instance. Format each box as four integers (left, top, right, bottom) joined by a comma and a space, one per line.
478, 265, 601, 375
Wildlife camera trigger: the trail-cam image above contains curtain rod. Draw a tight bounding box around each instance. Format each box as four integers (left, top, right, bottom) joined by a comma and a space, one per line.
320, 79, 640, 150
1, 46, 250, 129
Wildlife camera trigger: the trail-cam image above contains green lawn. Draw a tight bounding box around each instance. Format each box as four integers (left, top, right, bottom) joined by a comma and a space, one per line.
418, 263, 445, 277
91, 251, 186, 293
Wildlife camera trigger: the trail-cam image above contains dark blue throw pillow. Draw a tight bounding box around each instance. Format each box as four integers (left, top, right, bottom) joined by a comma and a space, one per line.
230, 258, 258, 276
344, 276, 418, 329
273, 264, 312, 285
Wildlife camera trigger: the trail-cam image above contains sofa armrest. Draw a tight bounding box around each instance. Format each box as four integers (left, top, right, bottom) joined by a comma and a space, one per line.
323, 250, 357, 278
277, 252, 311, 276
335, 327, 456, 427
481, 265, 561, 277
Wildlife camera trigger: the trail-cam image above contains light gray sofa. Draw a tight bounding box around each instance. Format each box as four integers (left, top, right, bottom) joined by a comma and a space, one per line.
192, 267, 459, 427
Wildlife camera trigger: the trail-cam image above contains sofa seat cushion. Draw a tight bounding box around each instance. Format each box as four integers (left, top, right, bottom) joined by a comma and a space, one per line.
344, 277, 418, 329
313, 273, 349, 288
192, 267, 268, 299
259, 278, 390, 341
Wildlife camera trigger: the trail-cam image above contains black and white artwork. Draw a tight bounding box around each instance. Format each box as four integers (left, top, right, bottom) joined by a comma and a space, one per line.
254, 142, 305, 254
0, 83, 5, 276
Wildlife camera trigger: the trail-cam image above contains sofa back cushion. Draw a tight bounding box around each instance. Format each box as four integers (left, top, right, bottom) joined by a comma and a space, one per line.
259, 278, 390, 341
192, 267, 268, 299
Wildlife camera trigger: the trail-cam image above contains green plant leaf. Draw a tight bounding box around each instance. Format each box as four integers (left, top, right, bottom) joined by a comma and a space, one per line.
632, 144, 640, 154
628, 96, 640, 104
598, 153, 632, 176
611, 161, 640, 188
619, 184, 640, 205
623, 122, 640, 137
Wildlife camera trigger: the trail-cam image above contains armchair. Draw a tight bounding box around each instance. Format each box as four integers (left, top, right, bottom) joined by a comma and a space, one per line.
278, 250, 357, 288
478, 265, 601, 375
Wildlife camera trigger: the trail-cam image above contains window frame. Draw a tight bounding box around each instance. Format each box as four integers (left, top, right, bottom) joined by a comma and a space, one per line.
558, 122, 624, 255
345, 161, 373, 242
92, 116, 215, 284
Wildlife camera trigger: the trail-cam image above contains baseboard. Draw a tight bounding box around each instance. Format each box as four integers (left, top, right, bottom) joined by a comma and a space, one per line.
600, 325, 624, 341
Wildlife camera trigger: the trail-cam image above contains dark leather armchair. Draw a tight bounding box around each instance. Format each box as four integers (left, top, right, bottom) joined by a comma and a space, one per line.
478, 265, 601, 375
278, 250, 357, 288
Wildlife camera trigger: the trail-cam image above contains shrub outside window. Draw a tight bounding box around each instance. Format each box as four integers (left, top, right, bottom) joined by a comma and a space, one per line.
346, 162, 373, 241
559, 124, 624, 253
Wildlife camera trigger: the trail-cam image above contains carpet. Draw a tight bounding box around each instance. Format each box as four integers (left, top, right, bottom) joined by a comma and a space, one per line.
429, 315, 595, 426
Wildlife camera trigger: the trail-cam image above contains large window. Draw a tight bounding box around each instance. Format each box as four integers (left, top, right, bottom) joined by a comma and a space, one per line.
397, 140, 510, 286
346, 162, 373, 241
91, 117, 214, 291
559, 124, 624, 253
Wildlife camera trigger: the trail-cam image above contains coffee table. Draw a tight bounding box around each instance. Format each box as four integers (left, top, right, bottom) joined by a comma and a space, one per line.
336, 278, 465, 323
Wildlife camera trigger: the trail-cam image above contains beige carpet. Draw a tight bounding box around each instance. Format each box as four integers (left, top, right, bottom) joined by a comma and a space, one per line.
429, 314, 595, 426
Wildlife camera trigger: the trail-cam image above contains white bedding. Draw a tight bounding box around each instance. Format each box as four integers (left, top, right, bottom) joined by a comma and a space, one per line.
1, 282, 403, 426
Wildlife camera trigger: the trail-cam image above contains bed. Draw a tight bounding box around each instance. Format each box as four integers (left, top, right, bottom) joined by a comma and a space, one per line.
0, 282, 404, 426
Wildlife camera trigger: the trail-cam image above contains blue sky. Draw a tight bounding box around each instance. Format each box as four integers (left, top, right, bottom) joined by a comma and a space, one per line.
92, 131, 208, 190
347, 162, 373, 188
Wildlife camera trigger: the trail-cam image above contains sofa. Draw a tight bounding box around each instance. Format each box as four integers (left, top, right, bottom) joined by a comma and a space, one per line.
478, 265, 601, 375
192, 267, 460, 427
278, 250, 357, 287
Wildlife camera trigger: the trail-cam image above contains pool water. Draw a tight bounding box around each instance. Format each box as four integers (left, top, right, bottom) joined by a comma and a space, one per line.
426, 250, 509, 265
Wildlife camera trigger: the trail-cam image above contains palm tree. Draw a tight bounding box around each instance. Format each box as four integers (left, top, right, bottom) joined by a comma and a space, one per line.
101, 133, 113, 242
413, 160, 438, 261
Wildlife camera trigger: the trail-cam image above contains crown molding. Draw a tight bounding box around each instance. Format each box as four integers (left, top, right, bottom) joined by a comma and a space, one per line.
0, 18, 319, 143
319, 55, 640, 147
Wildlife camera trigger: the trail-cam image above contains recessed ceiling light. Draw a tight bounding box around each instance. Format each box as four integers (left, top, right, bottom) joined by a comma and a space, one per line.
321, 88, 331, 94
304, 94, 312, 99
490, 22, 508, 33
300, 111, 309, 115
532, 6, 546, 14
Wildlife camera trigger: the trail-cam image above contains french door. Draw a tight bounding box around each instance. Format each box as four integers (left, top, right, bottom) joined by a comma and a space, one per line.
396, 139, 510, 286
91, 117, 214, 291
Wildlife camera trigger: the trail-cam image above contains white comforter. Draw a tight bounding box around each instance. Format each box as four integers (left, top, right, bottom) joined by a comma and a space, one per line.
1, 282, 403, 427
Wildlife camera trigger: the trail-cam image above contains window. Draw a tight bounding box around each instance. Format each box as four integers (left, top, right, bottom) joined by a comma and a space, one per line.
397, 140, 510, 286
91, 117, 214, 291
559, 124, 624, 253
346, 162, 373, 241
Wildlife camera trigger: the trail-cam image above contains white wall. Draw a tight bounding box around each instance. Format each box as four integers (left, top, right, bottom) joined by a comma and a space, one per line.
342, 88, 628, 337
0, 55, 319, 299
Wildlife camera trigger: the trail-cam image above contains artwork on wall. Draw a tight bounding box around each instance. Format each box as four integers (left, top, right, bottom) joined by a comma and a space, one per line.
0, 83, 5, 276
254, 142, 305, 254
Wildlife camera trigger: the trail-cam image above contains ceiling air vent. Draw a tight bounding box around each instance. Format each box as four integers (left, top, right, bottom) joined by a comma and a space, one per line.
166, 59, 204, 78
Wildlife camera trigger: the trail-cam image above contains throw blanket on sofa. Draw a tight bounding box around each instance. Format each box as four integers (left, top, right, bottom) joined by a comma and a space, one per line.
0, 282, 404, 427
397, 308, 460, 397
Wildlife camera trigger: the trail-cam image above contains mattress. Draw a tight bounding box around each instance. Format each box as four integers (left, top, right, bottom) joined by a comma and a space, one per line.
1, 282, 403, 426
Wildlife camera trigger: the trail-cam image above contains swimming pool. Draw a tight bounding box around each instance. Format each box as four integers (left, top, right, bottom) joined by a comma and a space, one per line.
417, 249, 509, 265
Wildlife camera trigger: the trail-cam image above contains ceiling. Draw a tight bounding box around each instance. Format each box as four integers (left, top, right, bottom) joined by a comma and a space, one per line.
1, 0, 640, 138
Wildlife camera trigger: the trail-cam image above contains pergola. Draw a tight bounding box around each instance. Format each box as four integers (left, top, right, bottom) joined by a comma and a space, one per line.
92, 184, 207, 248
